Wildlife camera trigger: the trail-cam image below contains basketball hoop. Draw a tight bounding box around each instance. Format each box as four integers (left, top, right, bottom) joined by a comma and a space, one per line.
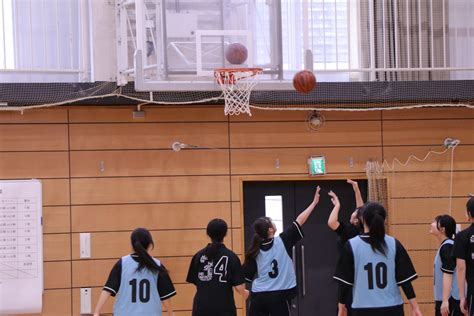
214, 67, 263, 116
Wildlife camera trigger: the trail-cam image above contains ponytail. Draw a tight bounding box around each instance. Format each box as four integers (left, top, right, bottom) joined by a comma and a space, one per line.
131, 228, 167, 274
362, 203, 387, 256
205, 218, 228, 261
245, 233, 264, 262
245, 217, 273, 262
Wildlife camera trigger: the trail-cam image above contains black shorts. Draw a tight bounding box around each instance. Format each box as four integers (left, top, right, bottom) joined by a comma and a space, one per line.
435, 297, 462, 316
351, 304, 404, 316
248, 291, 292, 316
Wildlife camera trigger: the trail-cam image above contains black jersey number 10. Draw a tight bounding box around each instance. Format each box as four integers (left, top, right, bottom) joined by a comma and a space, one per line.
129, 279, 151, 303
363, 262, 387, 289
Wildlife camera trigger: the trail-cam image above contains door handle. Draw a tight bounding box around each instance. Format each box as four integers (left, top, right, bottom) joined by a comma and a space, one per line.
292, 246, 297, 309
302, 244, 306, 297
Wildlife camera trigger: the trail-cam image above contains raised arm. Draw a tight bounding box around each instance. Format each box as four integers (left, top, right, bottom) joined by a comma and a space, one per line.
327, 190, 341, 231
296, 186, 320, 226
347, 179, 364, 208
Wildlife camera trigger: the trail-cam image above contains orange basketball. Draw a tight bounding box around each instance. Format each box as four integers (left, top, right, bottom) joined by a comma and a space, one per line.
225, 43, 248, 65
293, 70, 316, 93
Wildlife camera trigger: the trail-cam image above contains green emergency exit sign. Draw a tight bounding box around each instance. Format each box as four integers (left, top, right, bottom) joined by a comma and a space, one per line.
308, 156, 326, 175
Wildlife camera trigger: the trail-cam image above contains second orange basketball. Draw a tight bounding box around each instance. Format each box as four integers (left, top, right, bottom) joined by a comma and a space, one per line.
293, 70, 316, 93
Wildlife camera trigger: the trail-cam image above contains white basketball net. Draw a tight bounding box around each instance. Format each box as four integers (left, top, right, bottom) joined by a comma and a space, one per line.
214, 68, 263, 116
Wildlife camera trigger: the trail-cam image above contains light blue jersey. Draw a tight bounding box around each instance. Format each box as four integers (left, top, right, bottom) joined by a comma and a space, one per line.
350, 235, 404, 308
434, 239, 460, 301
252, 236, 297, 292
114, 255, 163, 316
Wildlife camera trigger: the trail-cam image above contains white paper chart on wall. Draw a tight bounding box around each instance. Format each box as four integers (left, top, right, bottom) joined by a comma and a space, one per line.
0, 179, 43, 314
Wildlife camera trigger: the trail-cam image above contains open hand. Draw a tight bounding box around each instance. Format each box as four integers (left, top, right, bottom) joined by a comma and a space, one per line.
313, 186, 321, 205
328, 190, 340, 207
347, 179, 358, 187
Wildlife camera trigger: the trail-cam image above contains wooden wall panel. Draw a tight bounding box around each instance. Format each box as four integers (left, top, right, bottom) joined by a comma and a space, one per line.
231, 147, 382, 174
44, 234, 71, 261
408, 250, 435, 277
383, 107, 474, 120
44, 261, 71, 289
383, 119, 474, 145
391, 225, 439, 250
68, 106, 226, 123
69, 123, 228, 150
70, 149, 229, 177
391, 197, 469, 224
230, 121, 382, 148
71, 230, 210, 259
403, 303, 435, 315
0, 108, 68, 123
71, 202, 231, 232
43, 206, 70, 233
42, 179, 70, 206
383, 145, 474, 172
389, 171, 474, 198
230, 108, 381, 122
0, 152, 69, 179
232, 228, 243, 254
412, 277, 433, 303
232, 202, 242, 228
70, 176, 230, 205
0, 124, 68, 151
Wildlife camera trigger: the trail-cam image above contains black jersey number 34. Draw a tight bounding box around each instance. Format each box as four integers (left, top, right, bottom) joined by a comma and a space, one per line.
268, 259, 279, 278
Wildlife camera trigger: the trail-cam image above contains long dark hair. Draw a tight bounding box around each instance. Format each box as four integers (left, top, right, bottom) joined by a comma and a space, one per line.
467, 197, 474, 218
131, 228, 167, 274
436, 214, 456, 239
245, 217, 273, 262
204, 218, 228, 260
362, 203, 387, 256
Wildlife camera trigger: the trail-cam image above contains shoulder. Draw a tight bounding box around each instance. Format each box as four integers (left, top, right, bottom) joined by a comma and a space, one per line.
458, 226, 474, 238
440, 239, 454, 249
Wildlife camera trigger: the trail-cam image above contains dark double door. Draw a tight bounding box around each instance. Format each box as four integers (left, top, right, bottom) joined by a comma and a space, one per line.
243, 179, 368, 316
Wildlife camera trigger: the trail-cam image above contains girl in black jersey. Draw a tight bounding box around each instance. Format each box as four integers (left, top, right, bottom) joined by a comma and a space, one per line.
187, 218, 248, 316
327, 179, 365, 316
429, 214, 461, 316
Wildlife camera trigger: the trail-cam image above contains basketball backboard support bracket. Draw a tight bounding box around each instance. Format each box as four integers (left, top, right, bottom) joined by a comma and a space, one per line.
134, 49, 294, 91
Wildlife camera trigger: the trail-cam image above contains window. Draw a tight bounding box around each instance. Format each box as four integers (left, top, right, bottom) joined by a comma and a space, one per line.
0, 0, 90, 83
265, 195, 284, 236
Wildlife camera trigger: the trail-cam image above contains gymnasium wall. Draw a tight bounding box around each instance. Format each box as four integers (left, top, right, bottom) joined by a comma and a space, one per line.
0, 106, 472, 316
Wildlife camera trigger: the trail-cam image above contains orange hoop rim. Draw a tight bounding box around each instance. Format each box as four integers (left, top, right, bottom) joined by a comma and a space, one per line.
214, 67, 263, 85
214, 67, 263, 76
